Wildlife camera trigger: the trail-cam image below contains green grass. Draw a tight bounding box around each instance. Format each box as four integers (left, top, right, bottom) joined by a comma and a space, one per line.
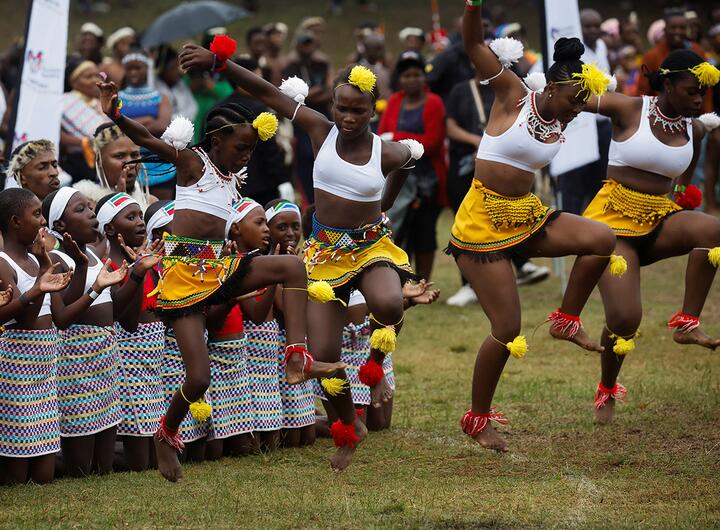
1, 209, 719, 528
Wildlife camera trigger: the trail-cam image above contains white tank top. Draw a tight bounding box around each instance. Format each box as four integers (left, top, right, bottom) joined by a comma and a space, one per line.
313, 126, 385, 202
50, 247, 113, 307
175, 147, 238, 221
0, 252, 51, 324
476, 91, 562, 173
608, 96, 694, 179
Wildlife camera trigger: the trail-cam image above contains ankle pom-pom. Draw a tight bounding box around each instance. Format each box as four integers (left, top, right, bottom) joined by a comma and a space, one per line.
308, 281, 335, 303
189, 400, 212, 422
370, 326, 396, 354
330, 420, 359, 447
321, 377, 348, 396
506, 336, 528, 359
460, 409, 509, 438
358, 358, 384, 386
608, 254, 627, 277
707, 247, 720, 268
613, 337, 635, 355
594, 382, 627, 409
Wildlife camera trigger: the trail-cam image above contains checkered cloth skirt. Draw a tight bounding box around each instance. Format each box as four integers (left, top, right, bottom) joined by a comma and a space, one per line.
277, 330, 315, 429
115, 321, 165, 436
0, 328, 60, 457
244, 320, 283, 432
57, 325, 121, 437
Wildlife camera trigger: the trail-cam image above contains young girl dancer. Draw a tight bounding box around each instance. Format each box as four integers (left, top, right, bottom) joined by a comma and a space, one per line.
43, 188, 129, 476
576, 51, 720, 422
449, 5, 621, 452
180, 40, 424, 471
0, 189, 71, 484
98, 71, 342, 481
97, 191, 165, 471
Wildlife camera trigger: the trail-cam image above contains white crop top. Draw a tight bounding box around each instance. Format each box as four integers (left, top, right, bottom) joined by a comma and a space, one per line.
51, 247, 113, 307
0, 252, 51, 324
313, 126, 385, 202
608, 96, 693, 179
476, 91, 562, 173
175, 148, 238, 220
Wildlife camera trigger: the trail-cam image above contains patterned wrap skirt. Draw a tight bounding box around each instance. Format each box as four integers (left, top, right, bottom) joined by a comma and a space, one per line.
277, 330, 315, 429
206, 338, 254, 439
57, 325, 121, 437
115, 321, 165, 436
244, 320, 283, 432
0, 328, 60, 457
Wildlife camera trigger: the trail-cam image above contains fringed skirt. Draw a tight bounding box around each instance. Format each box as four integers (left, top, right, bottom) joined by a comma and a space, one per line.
57, 325, 120, 437
447, 179, 558, 261
115, 321, 165, 437
0, 328, 60, 458
244, 320, 283, 432
277, 330, 314, 429
207, 338, 254, 439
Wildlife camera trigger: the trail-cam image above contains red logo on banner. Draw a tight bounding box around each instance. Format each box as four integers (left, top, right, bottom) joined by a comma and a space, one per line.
27, 50, 43, 73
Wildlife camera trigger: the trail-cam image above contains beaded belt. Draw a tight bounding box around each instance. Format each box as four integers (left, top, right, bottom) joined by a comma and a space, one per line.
482, 189, 548, 229
603, 181, 680, 226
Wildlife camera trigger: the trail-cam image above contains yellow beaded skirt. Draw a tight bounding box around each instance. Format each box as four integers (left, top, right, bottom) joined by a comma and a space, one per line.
583, 180, 681, 237
447, 179, 557, 261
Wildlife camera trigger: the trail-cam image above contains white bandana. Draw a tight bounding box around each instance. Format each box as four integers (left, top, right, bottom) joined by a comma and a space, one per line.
265, 200, 301, 223
96, 192, 140, 233
48, 187, 80, 234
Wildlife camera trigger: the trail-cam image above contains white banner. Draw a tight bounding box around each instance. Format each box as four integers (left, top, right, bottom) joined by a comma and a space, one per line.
544, 0, 599, 176
12, 0, 69, 151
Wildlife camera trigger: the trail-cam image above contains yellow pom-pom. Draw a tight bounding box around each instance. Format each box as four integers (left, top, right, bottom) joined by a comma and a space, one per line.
308, 281, 335, 303
189, 400, 212, 422
505, 335, 528, 359
609, 254, 627, 277
572, 63, 610, 101
348, 65, 377, 94
320, 377, 348, 396
252, 112, 279, 141
375, 98, 387, 113
370, 326, 396, 354
708, 247, 720, 268
613, 337, 635, 355
689, 62, 720, 88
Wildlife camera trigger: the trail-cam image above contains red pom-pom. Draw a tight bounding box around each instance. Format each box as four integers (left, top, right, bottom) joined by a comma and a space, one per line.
209, 35, 237, 63
355, 407, 365, 417
675, 184, 702, 210
358, 358, 384, 387
330, 420, 359, 448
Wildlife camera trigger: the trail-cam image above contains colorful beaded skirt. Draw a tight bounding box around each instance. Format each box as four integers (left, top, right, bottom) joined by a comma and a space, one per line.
244, 320, 283, 432
207, 338, 254, 439
277, 330, 315, 429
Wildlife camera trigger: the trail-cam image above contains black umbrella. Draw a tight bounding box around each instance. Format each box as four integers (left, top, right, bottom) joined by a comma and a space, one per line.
140, 1, 250, 48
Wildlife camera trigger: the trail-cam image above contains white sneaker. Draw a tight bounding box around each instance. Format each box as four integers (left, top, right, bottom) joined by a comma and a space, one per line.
516, 261, 550, 286
446, 284, 478, 306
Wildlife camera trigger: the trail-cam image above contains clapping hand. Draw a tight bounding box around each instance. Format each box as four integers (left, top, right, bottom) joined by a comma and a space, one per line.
0, 282, 12, 307
38, 263, 73, 293
30, 228, 53, 271
95, 260, 128, 290
62, 233, 89, 266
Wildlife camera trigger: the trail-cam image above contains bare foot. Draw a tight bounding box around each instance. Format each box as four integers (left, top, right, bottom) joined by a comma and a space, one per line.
370, 376, 393, 409
153, 436, 183, 482
593, 398, 615, 424
330, 417, 368, 472
550, 326, 604, 353
471, 423, 508, 452
673, 328, 720, 350
285, 352, 346, 384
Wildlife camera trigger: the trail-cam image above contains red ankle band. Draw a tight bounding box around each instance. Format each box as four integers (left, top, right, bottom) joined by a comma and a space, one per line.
155, 415, 185, 453
358, 357, 384, 387
284, 344, 315, 376
460, 409, 508, 438
330, 420, 359, 448
594, 382, 627, 409
667, 312, 700, 334
548, 309, 582, 338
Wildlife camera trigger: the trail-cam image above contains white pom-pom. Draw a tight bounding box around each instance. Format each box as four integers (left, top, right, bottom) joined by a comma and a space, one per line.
398, 139, 424, 160
161, 116, 195, 150
606, 73, 618, 92
489, 37, 524, 68
524, 72, 547, 92
698, 113, 720, 132
280, 76, 309, 104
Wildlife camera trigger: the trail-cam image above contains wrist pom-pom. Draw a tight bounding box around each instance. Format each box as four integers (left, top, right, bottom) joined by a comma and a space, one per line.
308, 281, 335, 303
370, 327, 396, 354
506, 335, 527, 359
524, 72, 547, 92
348, 65, 377, 93
489, 37, 524, 68
321, 377, 348, 396
279, 76, 309, 104
330, 420, 359, 447
189, 400, 212, 422
606, 73, 618, 92
689, 62, 720, 88
708, 247, 720, 268
698, 113, 720, 132
161, 116, 195, 150
608, 254, 627, 277
358, 358, 384, 386
674, 184, 702, 210
252, 112, 279, 141
209, 34, 237, 66
398, 138, 424, 160
572, 63, 610, 101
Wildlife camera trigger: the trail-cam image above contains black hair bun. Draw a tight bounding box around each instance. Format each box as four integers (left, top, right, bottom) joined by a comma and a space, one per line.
553, 37, 585, 62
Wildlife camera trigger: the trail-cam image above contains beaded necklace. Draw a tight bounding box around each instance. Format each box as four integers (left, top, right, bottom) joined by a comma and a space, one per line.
521, 91, 564, 143
648, 96, 686, 134
193, 147, 247, 204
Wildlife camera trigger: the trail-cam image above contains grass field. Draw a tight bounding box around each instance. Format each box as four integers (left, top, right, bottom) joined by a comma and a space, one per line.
0, 210, 719, 528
